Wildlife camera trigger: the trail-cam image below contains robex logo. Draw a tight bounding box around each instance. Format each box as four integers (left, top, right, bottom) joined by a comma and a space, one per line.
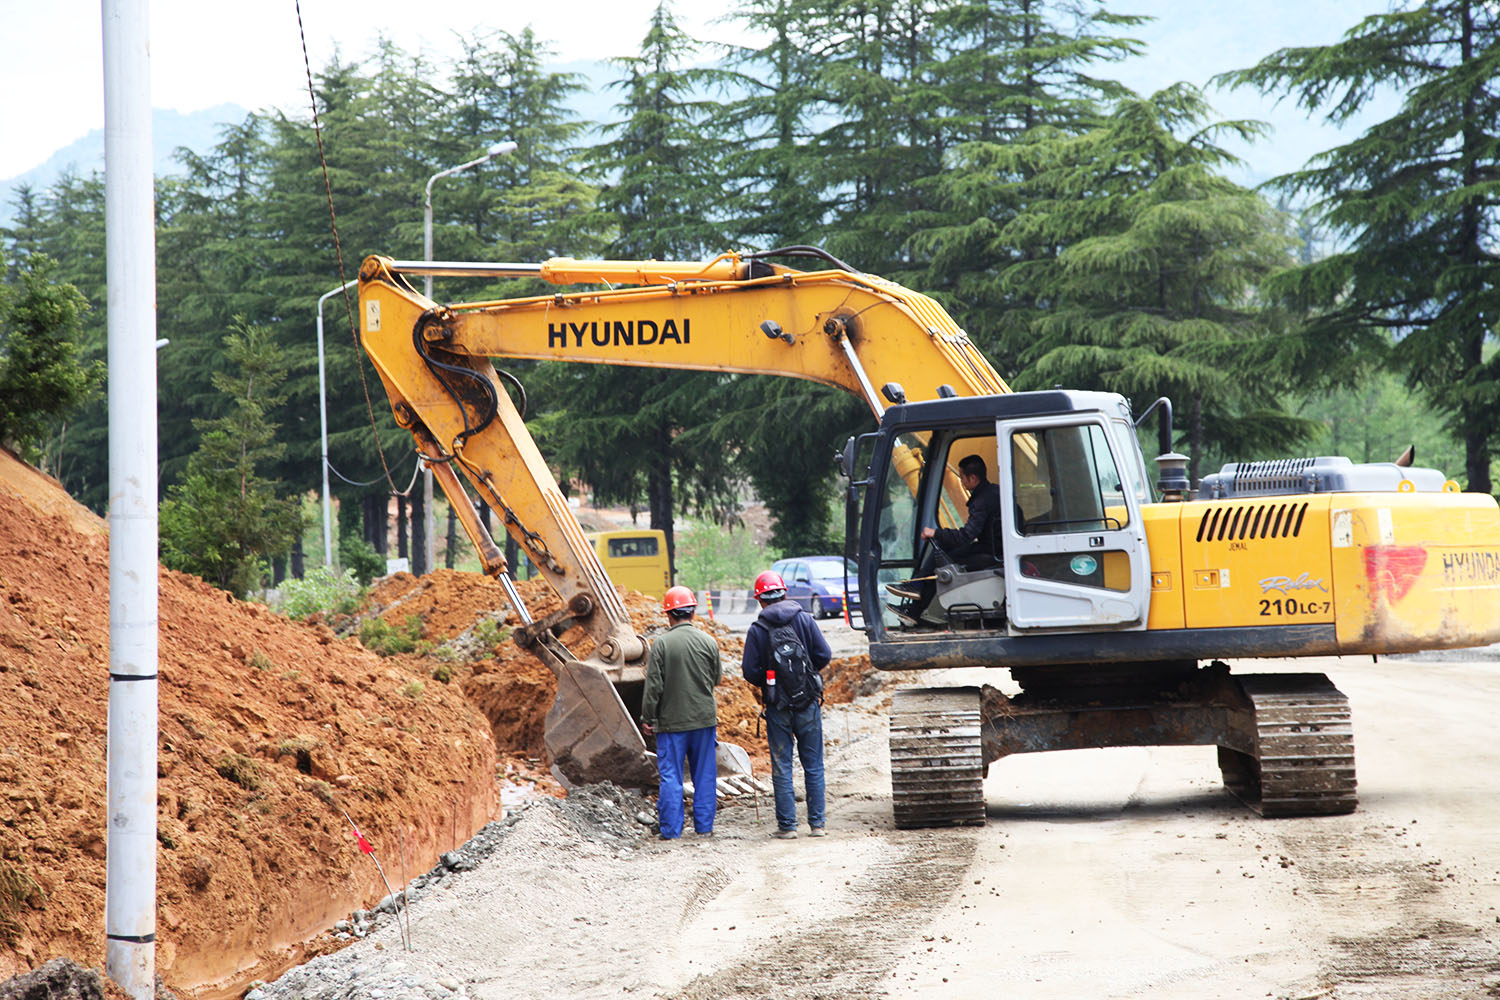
1259, 573, 1328, 594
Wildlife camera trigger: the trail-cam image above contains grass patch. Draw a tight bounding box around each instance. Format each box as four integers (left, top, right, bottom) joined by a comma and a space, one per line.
215, 752, 262, 791
0, 862, 42, 945
276, 736, 318, 757
474, 619, 511, 648
359, 615, 424, 656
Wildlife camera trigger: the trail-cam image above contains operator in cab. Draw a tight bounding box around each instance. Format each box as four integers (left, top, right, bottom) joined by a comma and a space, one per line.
886, 454, 1002, 625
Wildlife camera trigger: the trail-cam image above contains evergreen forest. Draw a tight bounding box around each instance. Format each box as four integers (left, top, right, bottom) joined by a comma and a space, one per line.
1, 0, 1497, 594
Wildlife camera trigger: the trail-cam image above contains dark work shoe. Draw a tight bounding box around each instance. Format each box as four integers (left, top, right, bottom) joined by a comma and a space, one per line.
885, 602, 919, 627
772, 828, 797, 840
885, 582, 922, 601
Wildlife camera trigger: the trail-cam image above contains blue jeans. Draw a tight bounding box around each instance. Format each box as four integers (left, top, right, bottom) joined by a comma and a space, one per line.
655, 726, 718, 838
765, 703, 825, 831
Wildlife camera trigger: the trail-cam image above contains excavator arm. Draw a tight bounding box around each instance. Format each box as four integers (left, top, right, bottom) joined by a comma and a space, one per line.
355, 250, 1008, 786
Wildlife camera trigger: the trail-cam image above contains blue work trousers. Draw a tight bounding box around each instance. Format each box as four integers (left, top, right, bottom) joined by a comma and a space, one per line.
765, 703, 826, 831
655, 726, 718, 838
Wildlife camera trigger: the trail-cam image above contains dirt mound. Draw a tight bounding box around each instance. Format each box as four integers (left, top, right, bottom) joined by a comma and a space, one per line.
0, 447, 883, 999
361, 573, 779, 771
0, 451, 497, 998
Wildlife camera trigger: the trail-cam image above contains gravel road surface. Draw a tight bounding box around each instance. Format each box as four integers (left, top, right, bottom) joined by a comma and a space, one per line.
251, 649, 1500, 1000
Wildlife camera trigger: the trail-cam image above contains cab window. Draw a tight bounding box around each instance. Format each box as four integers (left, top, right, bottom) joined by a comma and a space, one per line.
875, 433, 926, 565
1012, 423, 1129, 535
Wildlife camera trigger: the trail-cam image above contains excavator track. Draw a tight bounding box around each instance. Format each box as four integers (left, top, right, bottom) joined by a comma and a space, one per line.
889, 688, 986, 829
1219, 673, 1357, 817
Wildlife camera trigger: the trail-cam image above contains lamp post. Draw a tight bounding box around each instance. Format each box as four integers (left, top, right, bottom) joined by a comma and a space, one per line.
316, 279, 357, 566
420, 140, 517, 573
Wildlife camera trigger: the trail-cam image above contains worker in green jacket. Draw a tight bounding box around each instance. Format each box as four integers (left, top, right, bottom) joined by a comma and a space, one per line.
642, 586, 723, 839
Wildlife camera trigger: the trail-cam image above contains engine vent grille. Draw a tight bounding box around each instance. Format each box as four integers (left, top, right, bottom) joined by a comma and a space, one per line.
1195, 501, 1309, 543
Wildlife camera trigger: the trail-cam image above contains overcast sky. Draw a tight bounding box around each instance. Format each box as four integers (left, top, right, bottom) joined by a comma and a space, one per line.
1, 0, 1393, 182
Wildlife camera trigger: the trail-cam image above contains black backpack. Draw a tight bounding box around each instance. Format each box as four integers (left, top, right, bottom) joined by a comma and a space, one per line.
759, 618, 822, 711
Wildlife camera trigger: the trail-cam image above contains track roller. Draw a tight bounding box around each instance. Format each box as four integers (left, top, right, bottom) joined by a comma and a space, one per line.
889, 687, 985, 829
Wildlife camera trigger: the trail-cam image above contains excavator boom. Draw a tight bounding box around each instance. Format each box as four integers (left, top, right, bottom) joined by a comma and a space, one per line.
356, 250, 1007, 786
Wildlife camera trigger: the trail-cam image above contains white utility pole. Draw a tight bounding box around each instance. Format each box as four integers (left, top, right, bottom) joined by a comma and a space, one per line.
102, 0, 158, 996
421, 141, 516, 573
316, 280, 358, 566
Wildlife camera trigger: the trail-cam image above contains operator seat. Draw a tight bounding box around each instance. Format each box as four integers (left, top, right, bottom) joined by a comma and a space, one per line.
928, 515, 1006, 627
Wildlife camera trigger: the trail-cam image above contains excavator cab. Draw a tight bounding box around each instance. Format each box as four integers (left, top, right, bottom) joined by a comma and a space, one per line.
845, 390, 1154, 658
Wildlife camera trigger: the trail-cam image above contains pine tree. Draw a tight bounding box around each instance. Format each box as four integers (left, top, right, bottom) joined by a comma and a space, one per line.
1218, 0, 1500, 492
159, 319, 305, 597
911, 0, 1145, 363
993, 87, 1305, 481
716, 0, 834, 247
550, 2, 738, 575
0, 254, 105, 468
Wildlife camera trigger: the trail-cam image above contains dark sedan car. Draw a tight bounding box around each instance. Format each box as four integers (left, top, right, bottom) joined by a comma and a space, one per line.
769, 556, 861, 619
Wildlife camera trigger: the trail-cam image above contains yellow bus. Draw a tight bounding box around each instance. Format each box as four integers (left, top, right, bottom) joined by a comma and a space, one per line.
586, 529, 670, 598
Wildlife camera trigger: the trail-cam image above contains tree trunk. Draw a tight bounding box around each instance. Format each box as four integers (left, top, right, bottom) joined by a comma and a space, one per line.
363, 495, 389, 557
396, 494, 408, 560
271, 556, 286, 586
1465, 417, 1491, 496
1187, 392, 1205, 489
647, 422, 675, 582
505, 535, 520, 579
446, 504, 457, 570
411, 487, 427, 575
290, 534, 304, 580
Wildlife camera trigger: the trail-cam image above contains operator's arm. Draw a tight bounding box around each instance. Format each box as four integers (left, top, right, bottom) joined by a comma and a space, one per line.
931, 485, 1000, 551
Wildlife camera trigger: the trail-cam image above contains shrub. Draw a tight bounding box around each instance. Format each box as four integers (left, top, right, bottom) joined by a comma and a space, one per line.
279, 565, 363, 620
400, 680, 425, 700
359, 615, 424, 656
675, 518, 778, 593
339, 533, 386, 586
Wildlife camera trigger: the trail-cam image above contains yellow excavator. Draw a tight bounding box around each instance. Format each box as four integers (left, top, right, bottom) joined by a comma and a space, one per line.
356, 248, 1500, 825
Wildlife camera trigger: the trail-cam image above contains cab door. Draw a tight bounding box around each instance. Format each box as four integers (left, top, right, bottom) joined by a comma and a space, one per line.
999, 415, 1150, 631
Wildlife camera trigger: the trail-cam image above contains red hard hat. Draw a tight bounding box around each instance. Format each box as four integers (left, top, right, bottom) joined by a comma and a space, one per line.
662, 585, 696, 613
753, 570, 787, 599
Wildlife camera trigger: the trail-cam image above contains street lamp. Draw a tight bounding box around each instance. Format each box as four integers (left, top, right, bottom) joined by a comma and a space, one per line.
420, 140, 517, 572
316, 279, 357, 566
424, 141, 517, 299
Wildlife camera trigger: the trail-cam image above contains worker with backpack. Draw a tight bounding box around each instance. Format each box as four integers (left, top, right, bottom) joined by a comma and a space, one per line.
741, 569, 833, 839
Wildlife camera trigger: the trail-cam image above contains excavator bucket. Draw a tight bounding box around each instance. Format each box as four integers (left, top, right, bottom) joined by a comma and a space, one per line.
544, 660, 658, 789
